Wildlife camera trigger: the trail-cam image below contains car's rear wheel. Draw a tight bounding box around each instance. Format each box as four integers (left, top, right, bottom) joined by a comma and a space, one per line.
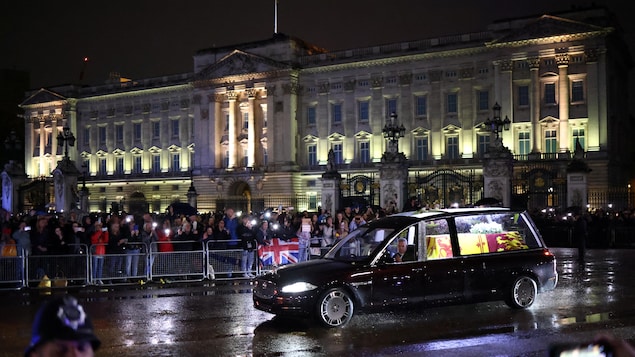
316, 288, 354, 327
506, 275, 537, 309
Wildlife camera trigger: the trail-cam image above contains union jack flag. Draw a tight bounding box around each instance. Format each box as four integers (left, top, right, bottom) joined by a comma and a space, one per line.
258, 238, 299, 266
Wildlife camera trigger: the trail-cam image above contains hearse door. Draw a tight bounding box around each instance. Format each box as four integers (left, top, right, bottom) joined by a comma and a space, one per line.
419, 218, 466, 304
370, 225, 426, 307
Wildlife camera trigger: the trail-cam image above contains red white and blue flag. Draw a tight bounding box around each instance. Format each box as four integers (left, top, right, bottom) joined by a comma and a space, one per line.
258, 238, 299, 266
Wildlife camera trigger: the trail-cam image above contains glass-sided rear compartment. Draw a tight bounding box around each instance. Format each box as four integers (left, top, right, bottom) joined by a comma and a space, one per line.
425, 211, 541, 259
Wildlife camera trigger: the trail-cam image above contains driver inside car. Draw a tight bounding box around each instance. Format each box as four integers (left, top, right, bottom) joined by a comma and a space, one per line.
394, 238, 415, 262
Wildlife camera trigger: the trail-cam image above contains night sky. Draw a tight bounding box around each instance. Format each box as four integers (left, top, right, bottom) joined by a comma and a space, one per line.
1, 0, 633, 90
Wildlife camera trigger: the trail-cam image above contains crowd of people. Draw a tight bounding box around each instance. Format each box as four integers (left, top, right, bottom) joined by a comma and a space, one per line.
0, 202, 391, 283
4, 198, 634, 284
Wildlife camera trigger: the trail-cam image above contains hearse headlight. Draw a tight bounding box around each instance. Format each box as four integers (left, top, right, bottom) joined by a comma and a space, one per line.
281, 282, 318, 293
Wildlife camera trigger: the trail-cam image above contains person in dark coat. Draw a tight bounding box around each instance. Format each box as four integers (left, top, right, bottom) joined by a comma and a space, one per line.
237, 216, 257, 278
573, 211, 588, 263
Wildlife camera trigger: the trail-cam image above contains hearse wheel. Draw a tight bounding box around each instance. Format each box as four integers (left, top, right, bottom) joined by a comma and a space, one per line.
316, 288, 354, 327
506, 275, 537, 309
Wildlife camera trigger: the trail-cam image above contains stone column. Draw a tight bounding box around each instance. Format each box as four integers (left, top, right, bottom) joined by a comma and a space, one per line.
1, 161, 27, 214
227, 90, 238, 168
247, 89, 256, 168
566, 146, 591, 208
528, 57, 541, 155
483, 140, 513, 207
379, 151, 408, 214
556, 52, 570, 153
51, 158, 81, 216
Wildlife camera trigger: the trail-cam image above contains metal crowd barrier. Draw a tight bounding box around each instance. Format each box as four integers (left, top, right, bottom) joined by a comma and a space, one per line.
0, 238, 327, 290
0, 245, 24, 288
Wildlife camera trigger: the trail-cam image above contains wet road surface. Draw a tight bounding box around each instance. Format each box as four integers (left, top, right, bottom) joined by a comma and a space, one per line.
2, 248, 635, 356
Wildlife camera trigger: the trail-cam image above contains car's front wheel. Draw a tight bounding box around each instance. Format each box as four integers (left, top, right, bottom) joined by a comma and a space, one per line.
316, 288, 354, 327
505, 275, 537, 309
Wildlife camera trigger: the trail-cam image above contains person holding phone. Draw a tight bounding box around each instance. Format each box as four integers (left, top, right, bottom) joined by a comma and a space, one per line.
90, 222, 108, 285
106, 220, 128, 280
125, 218, 142, 281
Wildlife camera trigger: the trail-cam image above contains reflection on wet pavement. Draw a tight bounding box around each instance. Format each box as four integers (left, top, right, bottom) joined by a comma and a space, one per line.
2, 248, 635, 356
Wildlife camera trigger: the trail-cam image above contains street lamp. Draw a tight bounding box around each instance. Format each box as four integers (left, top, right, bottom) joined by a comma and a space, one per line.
382, 112, 406, 153
4, 130, 22, 164
484, 102, 510, 140
57, 125, 75, 160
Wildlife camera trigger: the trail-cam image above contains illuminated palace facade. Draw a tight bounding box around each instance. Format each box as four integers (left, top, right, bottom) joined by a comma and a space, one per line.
19, 6, 633, 214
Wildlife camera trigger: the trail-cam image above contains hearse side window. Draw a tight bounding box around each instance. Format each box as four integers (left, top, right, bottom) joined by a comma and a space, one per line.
423, 218, 453, 260
454, 213, 540, 256
385, 225, 418, 262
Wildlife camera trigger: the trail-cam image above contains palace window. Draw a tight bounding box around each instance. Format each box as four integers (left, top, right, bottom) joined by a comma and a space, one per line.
446, 136, 459, 159
307, 106, 316, 125
572, 128, 585, 149
115, 125, 124, 143
83, 127, 90, 146
308, 194, 318, 210
308, 144, 317, 166
518, 86, 529, 107
414, 95, 427, 117
447, 93, 458, 114
332, 143, 343, 164
243, 112, 249, 130
477, 134, 490, 157
133, 155, 142, 174
171, 120, 179, 138
477, 91, 489, 111
545, 83, 557, 105
359, 141, 370, 163
358, 101, 369, 122
545, 130, 557, 153
386, 98, 397, 117
99, 158, 107, 175
571, 80, 584, 103
99, 127, 106, 145
153, 122, 160, 139
115, 156, 124, 175
133, 123, 142, 141
415, 137, 428, 161
171, 153, 180, 171
332, 103, 342, 124
519, 131, 530, 156
152, 155, 161, 174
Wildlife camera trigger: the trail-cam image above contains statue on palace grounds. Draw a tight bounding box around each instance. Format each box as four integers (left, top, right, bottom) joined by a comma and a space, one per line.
326, 149, 336, 173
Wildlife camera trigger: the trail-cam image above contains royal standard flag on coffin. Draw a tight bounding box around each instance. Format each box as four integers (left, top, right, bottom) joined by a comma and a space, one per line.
258, 238, 299, 266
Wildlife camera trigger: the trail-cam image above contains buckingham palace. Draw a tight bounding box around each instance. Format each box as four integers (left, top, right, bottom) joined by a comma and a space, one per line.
8, 5, 634, 216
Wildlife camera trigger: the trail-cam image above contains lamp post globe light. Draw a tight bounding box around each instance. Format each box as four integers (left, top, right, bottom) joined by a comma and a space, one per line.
57, 125, 76, 160
484, 102, 511, 140
382, 112, 406, 153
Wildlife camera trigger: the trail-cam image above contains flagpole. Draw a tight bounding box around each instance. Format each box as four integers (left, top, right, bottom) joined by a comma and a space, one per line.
274, 0, 278, 34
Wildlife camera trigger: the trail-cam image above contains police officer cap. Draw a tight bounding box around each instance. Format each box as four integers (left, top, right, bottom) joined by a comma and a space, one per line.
25, 295, 101, 356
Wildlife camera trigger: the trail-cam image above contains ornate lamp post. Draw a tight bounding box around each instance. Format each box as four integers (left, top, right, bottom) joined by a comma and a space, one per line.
382, 112, 406, 154
484, 102, 510, 140
57, 125, 76, 161
4, 130, 22, 164
379, 111, 408, 213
